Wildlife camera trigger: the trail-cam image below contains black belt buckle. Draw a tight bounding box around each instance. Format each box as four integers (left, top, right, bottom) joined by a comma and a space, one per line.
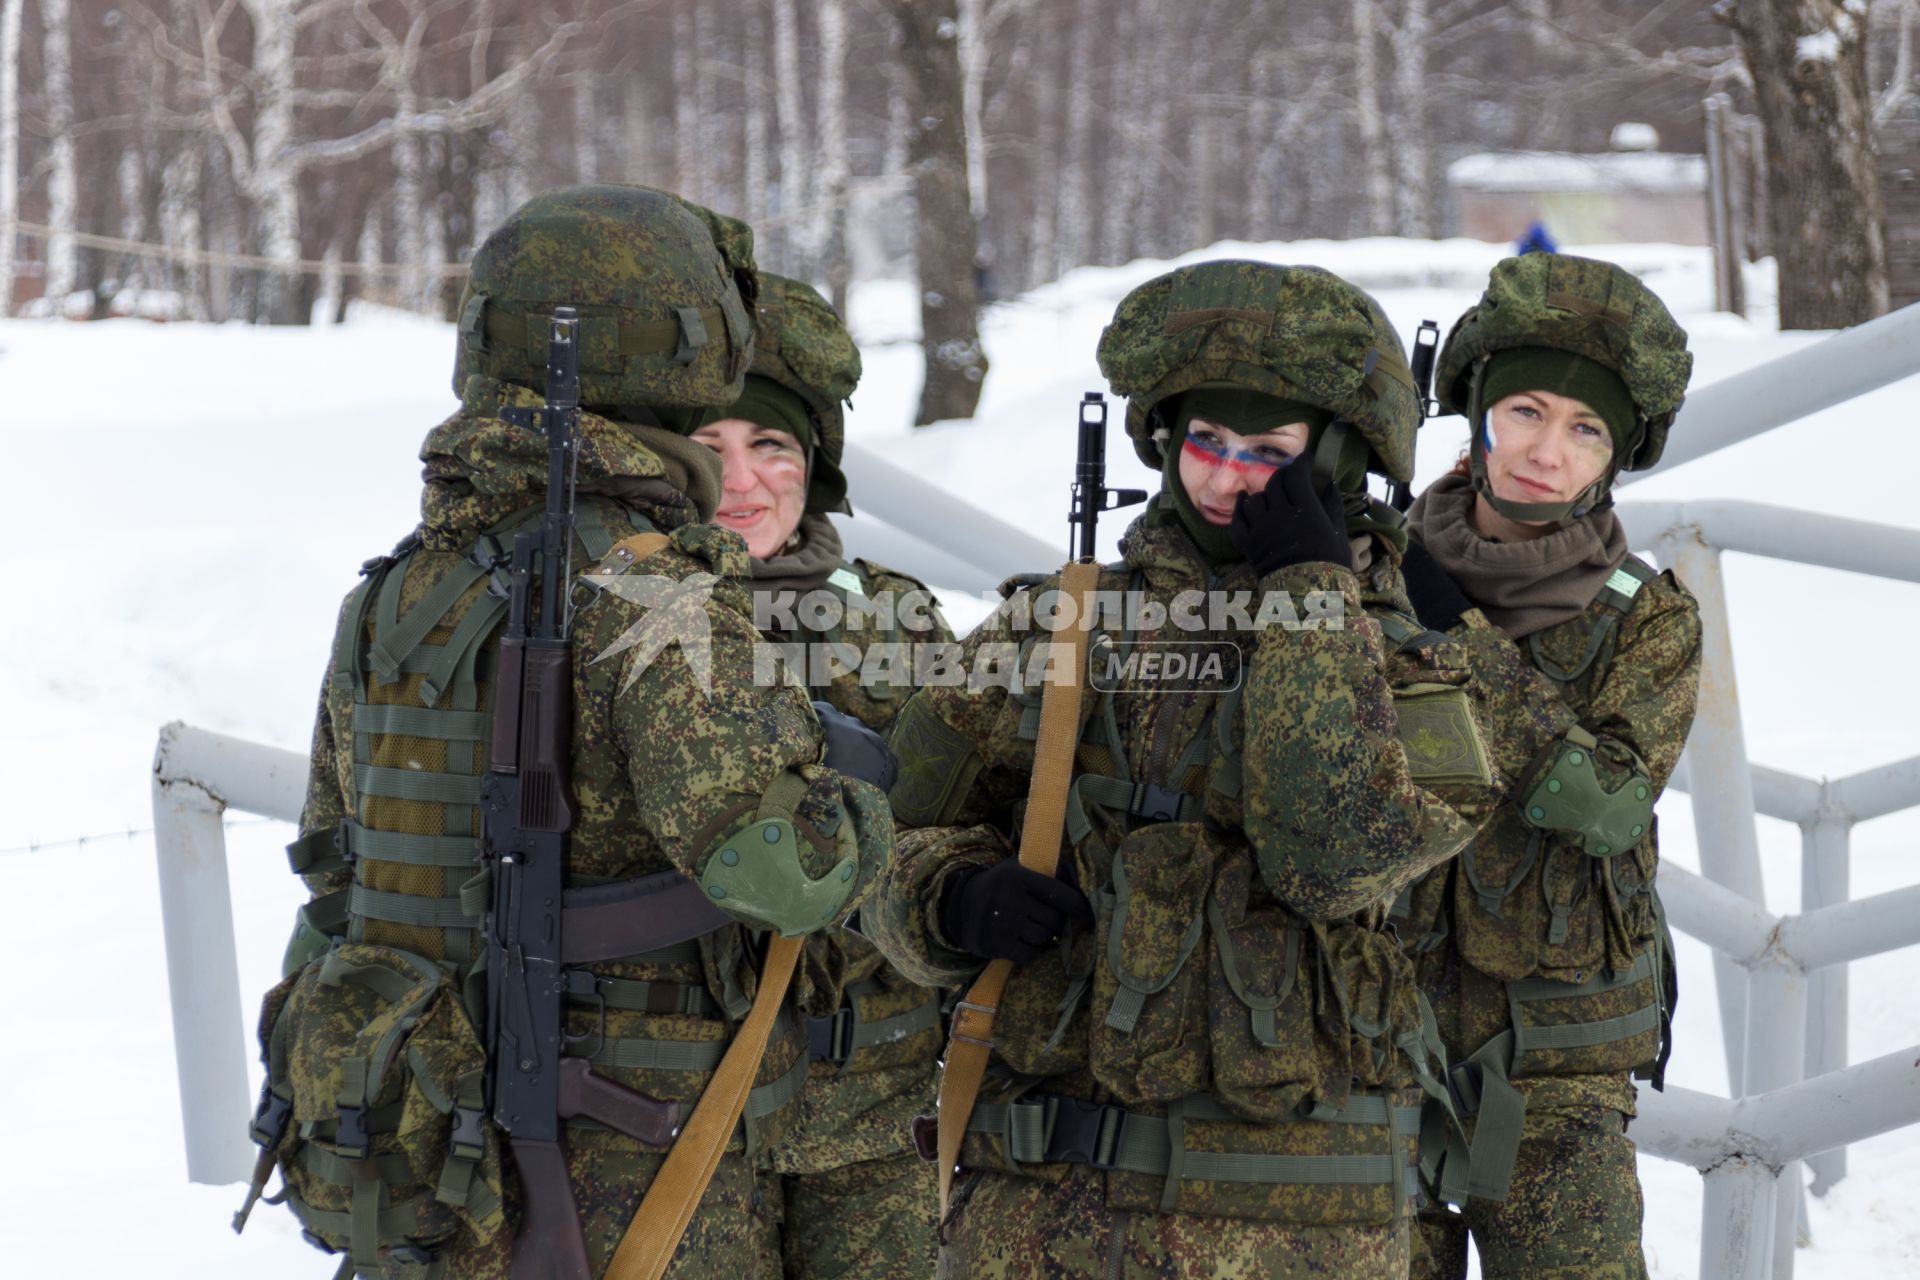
448, 1104, 488, 1162
1044, 1096, 1127, 1170
249, 1086, 292, 1149
1129, 783, 1184, 825
334, 1103, 370, 1160
808, 1007, 856, 1064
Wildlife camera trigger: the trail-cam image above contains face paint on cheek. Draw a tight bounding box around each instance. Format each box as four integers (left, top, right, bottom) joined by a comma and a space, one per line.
1181, 435, 1287, 477
1482, 413, 1498, 453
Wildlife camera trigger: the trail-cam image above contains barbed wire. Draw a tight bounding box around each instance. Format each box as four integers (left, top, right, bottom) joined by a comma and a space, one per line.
0, 814, 287, 857
2, 219, 469, 279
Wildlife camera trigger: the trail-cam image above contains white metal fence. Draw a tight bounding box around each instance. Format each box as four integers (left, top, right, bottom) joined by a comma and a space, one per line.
151, 300, 1920, 1278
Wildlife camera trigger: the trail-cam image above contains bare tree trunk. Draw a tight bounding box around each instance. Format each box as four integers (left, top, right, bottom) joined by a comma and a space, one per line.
888, 0, 988, 425
815, 0, 851, 312
1024, 7, 1060, 289
43, 0, 78, 304
1056, 0, 1094, 275
1727, 0, 1889, 326
358, 199, 387, 310
0, 0, 23, 316
574, 70, 600, 184
1389, 0, 1433, 237
1100, 0, 1141, 264
743, 2, 771, 230
160, 148, 205, 319
772, 0, 810, 275
394, 94, 428, 311
1350, 0, 1393, 235
672, 2, 701, 203
958, 0, 989, 221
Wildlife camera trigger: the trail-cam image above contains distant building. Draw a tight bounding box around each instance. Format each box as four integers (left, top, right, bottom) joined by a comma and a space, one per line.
1447, 126, 1708, 245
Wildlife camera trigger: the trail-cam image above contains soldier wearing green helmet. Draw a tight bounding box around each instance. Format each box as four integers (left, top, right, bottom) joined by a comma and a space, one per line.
1393, 253, 1704, 1280
866, 260, 1511, 1277
246, 186, 901, 1280
688, 273, 950, 1280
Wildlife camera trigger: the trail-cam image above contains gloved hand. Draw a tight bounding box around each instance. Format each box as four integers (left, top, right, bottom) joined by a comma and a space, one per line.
813, 701, 899, 792
1399, 538, 1475, 633
1228, 457, 1353, 574
938, 858, 1095, 963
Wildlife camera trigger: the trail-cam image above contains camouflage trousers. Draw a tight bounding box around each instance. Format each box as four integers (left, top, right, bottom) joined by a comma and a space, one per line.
763, 1060, 940, 1278
429, 1142, 780, 1280
1411, 1103, 1646, 1280
941, 1165, 1410, 1279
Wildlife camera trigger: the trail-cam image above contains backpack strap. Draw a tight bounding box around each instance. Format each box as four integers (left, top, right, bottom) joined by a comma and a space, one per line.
1526, 554, 1655, 690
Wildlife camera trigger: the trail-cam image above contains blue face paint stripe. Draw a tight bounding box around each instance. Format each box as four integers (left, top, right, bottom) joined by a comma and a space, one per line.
1182, 434, 1293, 476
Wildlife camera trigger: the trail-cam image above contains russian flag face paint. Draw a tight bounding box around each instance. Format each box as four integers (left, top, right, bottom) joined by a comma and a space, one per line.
1181, 431, 1293, 477
1482, 413, 1498, 453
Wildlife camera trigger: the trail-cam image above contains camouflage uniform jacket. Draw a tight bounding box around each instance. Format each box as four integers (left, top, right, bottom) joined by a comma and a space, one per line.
296, 379, 896, 1166
753, 551, 954, 1174
1396, 559, 1701, 1115
869, 515, 1506, 1147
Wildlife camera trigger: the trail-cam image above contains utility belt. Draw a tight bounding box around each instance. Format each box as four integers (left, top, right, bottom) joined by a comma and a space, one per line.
805, 978, 944, 1073
943, 1087, 1425, 1227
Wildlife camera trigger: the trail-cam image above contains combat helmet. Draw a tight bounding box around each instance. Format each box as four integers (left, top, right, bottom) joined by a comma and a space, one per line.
743, 273, 863, 514
452, 184, 757, 418
1096, 260, 1423, 486
1436, 252, 1692, 522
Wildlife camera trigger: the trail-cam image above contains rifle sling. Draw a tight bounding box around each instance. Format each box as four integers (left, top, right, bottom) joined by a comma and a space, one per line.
936, 558, 1100, 1215
605, 932, 804, 1280
560, 870, 732, 966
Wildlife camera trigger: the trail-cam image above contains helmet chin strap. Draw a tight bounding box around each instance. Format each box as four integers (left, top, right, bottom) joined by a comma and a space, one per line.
1465, 358, 1611, 528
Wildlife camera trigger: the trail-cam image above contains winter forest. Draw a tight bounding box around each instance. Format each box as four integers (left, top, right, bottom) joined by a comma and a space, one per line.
4, 0, 1920, 396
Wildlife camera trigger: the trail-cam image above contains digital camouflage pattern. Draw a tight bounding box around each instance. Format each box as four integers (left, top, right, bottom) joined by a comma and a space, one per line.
747, 273, 863, 515
751, 553, 949, 1280
1435, 254, 1693, 473
944, 1165, 1412, 1280
1411, 1105, 1648, 1280
1395, 555, 1701, 1105
1096, 262, 1423, 481
452, 185, 755, 409
867, 510, 1509, 1252
284, 376, 897, 1278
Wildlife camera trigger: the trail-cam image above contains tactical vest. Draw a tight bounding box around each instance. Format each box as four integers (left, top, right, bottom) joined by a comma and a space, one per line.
769, 559, 946, 1077
1393, 555, 1680, 1193
948, 566, 1479, 1222
238, 498, 809, 1279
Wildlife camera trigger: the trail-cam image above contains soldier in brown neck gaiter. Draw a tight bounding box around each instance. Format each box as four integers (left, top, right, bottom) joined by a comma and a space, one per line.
1396, 254, 1703, 1280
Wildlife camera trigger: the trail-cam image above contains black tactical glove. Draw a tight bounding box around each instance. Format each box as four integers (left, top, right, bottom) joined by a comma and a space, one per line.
1398, 538, 1475, 633
1228, 457, 1353, 574
938, 858, 1095, 963
813, 701, 899, 793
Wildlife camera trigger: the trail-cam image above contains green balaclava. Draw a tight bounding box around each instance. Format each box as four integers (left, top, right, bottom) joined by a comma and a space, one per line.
1472, 346, 1639, 523
1158, 386, 1334, 562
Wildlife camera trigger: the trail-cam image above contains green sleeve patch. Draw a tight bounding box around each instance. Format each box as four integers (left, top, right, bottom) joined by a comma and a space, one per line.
885, 694, 986, 827
1392, 683, 1493, 787
697, 817, 858, 937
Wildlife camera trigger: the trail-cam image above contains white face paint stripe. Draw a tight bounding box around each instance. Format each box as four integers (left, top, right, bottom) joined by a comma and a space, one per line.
1482, 413, 1497, 453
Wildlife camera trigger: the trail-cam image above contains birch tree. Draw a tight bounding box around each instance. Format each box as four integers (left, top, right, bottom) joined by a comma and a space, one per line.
814, 0, 852, 312
0, 0, 22, 315
1350, 0, 1393, 235
1388, 0, 1432, 236
771, 0, 809, 275
44, 0, 79, 303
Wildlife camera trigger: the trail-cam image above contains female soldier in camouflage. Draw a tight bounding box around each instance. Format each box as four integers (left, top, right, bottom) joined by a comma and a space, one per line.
868, 260, 1507, 1277
691, 273, 950, 1280
1395, 253, 1702, 1280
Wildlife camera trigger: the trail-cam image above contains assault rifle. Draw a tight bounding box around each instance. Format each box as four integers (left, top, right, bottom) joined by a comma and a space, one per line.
1071, 392, 1147, 562
1392, 319, 1443, 513
483, 309, 728, 1280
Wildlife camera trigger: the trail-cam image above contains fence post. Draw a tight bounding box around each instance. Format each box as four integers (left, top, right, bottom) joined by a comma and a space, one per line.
1701, 1155, 1778, 1280
1666, 530, 1769, 1095
150, 766, 254, 1185
1801, 791, 1851, 1196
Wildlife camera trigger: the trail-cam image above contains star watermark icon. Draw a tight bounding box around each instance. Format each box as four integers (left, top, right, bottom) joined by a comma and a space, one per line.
588, 573, 719, 695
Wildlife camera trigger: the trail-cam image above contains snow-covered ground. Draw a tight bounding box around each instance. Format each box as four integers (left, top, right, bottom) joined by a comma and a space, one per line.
2, 237, 1916, 1277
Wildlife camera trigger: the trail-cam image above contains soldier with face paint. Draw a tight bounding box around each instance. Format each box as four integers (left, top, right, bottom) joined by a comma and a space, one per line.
867, 260, 1512, 1278
694, 273, 951, 1280
1394, 253, 1703, 1280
